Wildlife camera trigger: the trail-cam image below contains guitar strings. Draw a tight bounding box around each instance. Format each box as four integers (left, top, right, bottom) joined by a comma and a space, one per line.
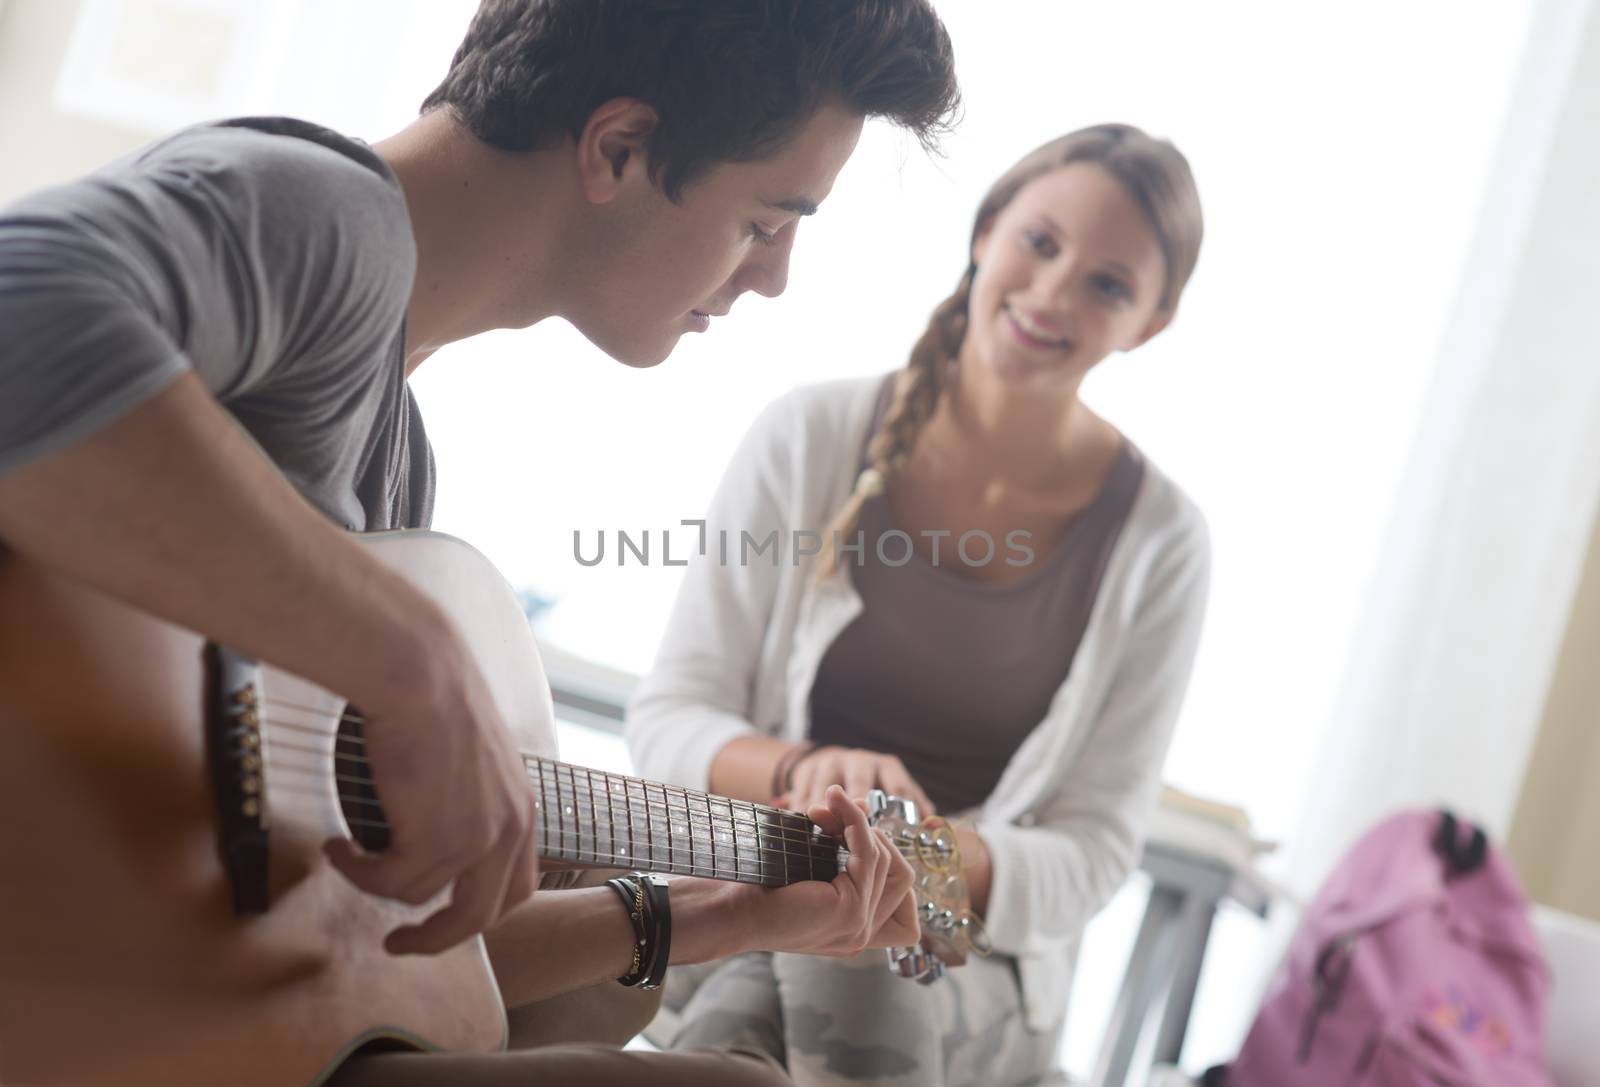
253, 697, 840, 856
254, 817, 898, 898
231, 703, 960, 915
248, 695, 940, 880
258, 770, 852, 878
254, 731, 852, 869
258, 694, 823, 828
258, 780, 847, 885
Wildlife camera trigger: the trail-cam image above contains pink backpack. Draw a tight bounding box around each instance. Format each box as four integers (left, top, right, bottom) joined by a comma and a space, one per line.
1220, 809, 1553, 1086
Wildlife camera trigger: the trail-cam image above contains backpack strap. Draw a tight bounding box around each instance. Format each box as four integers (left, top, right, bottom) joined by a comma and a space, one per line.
1433, 809, 1489, 878
1459, 823, 1489, 874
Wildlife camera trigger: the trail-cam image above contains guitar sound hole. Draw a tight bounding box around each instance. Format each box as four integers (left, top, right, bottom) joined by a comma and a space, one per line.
336, 705, 391, 853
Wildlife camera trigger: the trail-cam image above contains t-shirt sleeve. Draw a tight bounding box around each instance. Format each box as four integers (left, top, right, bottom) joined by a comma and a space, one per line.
0, 122, 415, 476
0, 196, 191, 472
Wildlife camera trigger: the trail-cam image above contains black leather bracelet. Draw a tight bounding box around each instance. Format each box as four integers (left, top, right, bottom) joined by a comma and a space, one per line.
637, 873, 672, 990
607, 873, 671, 990
606, 876, 650, 986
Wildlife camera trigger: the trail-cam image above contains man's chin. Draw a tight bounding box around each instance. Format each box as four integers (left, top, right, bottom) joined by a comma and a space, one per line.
621, 338, 677, 369
580, 327, 678, 369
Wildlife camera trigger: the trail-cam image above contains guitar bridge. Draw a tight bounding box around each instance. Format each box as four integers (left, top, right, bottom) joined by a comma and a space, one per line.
204, 643, 270, 914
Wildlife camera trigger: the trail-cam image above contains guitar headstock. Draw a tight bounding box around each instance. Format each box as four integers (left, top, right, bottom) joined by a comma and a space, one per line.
867, 789, 991, 985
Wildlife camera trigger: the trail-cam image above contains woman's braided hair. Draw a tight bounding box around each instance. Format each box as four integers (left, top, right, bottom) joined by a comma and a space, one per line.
818, 124, 1204, 576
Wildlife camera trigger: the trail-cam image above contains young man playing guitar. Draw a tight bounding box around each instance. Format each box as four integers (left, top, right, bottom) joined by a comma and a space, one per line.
0, 2, 959, 1083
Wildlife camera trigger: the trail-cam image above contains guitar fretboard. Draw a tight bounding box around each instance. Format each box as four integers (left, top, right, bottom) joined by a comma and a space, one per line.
524, 758, 843, 886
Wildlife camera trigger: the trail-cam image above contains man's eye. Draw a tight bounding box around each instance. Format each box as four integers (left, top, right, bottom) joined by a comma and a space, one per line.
749, 223, 778, 245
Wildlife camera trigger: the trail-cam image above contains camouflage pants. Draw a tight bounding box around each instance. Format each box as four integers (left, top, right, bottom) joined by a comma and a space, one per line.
655, 949, 1064, 1087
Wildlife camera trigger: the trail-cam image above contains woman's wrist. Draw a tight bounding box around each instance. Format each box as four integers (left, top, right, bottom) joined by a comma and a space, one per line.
709, 734, 804, 803
954, 824, 993, 917
769, 741, 819, 798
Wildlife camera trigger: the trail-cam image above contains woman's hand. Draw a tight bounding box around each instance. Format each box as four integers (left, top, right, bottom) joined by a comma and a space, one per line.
672, 786, 920, 964
779, 745, 936, 818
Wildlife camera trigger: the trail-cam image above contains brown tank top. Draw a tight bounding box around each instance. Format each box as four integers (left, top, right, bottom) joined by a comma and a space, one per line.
807, 379, 1145, 814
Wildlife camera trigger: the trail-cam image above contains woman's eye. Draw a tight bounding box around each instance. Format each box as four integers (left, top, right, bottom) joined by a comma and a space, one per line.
1093, 274, 1132, 304
1023, 228, 1056, 257
749, 223, 778, 245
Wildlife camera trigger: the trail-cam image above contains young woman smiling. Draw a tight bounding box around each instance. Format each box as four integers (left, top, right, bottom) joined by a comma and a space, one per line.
627, 124, 1210, 1087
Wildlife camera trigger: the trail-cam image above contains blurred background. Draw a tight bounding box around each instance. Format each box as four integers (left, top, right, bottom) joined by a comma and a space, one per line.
6, 0, 1600, 1080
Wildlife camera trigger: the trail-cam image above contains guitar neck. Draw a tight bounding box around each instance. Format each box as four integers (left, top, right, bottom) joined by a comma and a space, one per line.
524, 757, 844, 887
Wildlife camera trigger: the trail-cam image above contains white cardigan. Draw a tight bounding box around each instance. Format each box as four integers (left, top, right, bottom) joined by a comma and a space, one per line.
626, 375, 1210, 1032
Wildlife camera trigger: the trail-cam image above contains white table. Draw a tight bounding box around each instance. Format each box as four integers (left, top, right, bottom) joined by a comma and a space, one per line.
1090, 813, 1274, 1087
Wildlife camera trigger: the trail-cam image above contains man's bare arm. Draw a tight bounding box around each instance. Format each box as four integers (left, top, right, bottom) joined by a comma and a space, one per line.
0, 373, 537, 954
487, 788, 920, 1007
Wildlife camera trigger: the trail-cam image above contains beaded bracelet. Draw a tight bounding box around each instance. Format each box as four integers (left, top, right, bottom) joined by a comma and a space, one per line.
769, 742, 817, 800
785, 743, 834, 792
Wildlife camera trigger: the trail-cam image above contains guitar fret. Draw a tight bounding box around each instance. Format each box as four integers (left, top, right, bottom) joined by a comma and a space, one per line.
535, 760, 548, 858
653, 782, 667, 873
688, 788, 701, 875
772, 811, 783, 887
639, 780, 653, 870
555, 765, 566, 860
696, 792, 709, 876
524, 757, 852, 885
579, 765, 593, 865
593, 767, 610, 864
739, 800, 761, 883
562, 763, 577, 863
704, 792, 715, 879
677, 787, 696, 876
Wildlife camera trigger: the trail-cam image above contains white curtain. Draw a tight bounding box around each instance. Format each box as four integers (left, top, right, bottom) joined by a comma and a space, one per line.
1285, 0, 1600, 899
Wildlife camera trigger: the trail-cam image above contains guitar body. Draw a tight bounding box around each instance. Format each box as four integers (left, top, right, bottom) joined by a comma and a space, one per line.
0, 531, 558, 1086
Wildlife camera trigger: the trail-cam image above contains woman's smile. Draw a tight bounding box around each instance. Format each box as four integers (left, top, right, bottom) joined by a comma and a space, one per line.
1003, 304, 1073, 352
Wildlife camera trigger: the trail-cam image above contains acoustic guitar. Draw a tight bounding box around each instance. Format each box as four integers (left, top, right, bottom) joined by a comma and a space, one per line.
0, 530, 979, 1086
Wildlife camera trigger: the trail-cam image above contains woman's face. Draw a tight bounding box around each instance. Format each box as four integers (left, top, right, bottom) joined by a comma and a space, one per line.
962, 162, 1171, 390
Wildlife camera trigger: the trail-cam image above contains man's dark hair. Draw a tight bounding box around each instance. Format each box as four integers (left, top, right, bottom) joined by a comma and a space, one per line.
421, 0, 960, 200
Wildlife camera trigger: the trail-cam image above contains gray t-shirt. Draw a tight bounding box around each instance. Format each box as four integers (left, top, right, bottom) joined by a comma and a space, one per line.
0, 116, 433, 531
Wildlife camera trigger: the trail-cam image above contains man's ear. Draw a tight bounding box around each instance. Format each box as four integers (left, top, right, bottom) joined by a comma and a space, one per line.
575, 97, 659, 204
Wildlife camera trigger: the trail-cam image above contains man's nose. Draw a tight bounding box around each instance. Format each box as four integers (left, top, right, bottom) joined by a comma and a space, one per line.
742, 220, 797, 299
